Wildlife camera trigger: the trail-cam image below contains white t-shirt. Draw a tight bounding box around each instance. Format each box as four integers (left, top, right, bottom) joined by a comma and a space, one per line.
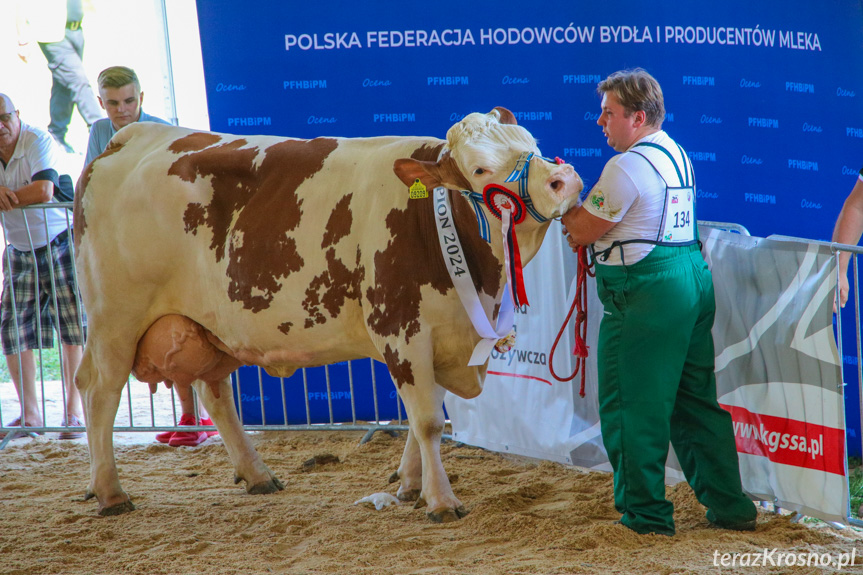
0, 122, 69, 251
582, 130, 691, 265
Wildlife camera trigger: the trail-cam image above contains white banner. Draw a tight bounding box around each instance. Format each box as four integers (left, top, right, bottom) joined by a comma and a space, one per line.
447, 224, 582, 463
446, 226, 850, 524
705, 230, 847, 523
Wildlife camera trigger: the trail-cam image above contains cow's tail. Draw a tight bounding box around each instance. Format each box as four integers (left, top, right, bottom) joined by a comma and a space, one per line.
108, 121, 144, 147
73, 128, 137, 250
73, 164, 92, 251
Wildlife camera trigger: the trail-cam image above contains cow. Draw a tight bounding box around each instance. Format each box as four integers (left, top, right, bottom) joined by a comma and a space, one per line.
73, 107, 583, 521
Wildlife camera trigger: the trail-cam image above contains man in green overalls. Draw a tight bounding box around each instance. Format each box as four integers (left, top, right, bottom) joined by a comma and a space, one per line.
561, 68, 757, 536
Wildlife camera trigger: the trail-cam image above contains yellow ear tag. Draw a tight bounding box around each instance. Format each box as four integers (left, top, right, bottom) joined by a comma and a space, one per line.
409, 179, 428, 199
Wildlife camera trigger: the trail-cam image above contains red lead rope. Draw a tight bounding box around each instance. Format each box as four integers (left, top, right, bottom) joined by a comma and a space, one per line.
549, 245, 595, 397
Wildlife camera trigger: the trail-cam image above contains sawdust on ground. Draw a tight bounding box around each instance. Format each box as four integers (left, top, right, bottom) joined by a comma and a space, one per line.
1, 428, 861, 575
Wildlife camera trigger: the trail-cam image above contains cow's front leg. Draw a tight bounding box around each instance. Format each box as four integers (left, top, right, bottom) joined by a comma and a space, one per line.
195, 378, 284, 495
396, 374, 467, 522
389, 427, 422, 501
77, 347, 136, 516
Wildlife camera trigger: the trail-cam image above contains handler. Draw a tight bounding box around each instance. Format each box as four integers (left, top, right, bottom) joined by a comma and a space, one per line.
561, 68, 757, 536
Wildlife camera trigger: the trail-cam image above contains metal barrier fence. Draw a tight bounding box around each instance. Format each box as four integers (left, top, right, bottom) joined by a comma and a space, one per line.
700, 220, 751, 236
0, 202, 87, 445
771, 234, 863, 458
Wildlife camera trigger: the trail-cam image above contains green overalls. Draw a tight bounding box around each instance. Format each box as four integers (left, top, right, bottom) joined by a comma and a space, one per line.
593, 142, 756, 535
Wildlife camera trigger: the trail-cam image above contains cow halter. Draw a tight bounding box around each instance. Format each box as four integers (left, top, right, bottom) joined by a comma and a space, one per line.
458, 151, 565, 242
457, 151, 565, 308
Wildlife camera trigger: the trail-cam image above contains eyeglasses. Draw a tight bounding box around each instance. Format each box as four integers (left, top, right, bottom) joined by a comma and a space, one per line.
0, 111, 18, 123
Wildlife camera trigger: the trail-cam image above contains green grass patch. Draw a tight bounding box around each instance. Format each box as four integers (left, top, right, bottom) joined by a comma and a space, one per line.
850, 457, 863, 518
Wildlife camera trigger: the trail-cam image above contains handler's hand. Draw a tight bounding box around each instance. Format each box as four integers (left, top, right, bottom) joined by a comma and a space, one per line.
0, 187, 19, 212
561, 225, 579, 253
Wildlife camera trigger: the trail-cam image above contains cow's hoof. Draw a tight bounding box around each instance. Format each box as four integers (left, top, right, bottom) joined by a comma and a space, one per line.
412, 495, 427, 508
398, 488, 421, 502
427, 505, 469, 523
247, 477, 285, 495
99, 500, 136, 516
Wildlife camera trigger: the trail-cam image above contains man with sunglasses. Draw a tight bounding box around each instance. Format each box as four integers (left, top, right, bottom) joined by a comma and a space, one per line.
0, 94, 85, 440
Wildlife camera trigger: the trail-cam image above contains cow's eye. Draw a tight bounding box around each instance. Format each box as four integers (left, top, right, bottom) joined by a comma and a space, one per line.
474, 168, 485, 175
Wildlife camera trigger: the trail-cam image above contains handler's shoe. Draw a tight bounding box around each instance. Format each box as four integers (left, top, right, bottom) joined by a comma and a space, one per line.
614, 519, 674, 537
168, 414, 209, 447
707, 517, 757, 532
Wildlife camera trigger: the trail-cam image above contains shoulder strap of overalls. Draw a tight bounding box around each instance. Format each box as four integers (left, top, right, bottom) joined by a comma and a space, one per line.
591, 140, 697, 265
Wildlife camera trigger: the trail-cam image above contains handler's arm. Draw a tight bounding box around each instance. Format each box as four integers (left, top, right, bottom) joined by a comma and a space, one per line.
832, 177, 863, 307
560, 206, 617, 250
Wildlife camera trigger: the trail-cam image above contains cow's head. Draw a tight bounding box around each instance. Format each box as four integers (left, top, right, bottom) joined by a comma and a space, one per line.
393, 107, 583, 223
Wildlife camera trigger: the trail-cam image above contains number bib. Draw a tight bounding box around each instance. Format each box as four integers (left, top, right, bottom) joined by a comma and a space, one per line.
659, 186, 695, 243
591, 138, 699, 265
630, 140, 698, 246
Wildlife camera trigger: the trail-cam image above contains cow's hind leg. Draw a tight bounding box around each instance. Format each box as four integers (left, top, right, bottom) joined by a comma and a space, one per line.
389, 427, 422, 502
195, 377, 284, 495
77, 344, 136, 516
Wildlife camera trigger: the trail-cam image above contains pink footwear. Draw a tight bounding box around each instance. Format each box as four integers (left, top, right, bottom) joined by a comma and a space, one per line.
157, 413, 195, 443
168, 414, 208, 447
155, 429, 174, 443
200, 417, 219, 437
158, 413, 192, 445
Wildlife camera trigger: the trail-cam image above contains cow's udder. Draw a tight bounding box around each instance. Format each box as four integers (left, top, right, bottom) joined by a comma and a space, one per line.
132, 315, 242, 397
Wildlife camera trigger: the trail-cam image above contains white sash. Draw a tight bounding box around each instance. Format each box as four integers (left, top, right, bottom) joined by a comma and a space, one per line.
433, 187, 514, 366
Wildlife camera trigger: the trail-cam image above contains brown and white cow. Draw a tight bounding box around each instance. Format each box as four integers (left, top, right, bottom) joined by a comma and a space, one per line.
73, 107, 582, 521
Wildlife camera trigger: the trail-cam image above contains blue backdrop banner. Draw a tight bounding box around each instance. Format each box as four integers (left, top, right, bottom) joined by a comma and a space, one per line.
195, 0, 863, 241
195, 0, 863, 453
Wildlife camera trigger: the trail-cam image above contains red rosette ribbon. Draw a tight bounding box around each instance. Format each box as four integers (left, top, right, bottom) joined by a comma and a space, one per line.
482, 184, 529, 308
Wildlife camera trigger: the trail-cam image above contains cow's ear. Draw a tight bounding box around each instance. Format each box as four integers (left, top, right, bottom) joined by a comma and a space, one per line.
393, 158, 442, 189
493, 107, 518, 125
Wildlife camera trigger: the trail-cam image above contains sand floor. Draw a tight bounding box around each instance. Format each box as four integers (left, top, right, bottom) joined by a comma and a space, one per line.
1, 422, 862, 575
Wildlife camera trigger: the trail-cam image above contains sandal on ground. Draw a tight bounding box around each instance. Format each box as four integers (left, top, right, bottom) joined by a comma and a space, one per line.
58, 414, 85, 440
0, 417, 45, 439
